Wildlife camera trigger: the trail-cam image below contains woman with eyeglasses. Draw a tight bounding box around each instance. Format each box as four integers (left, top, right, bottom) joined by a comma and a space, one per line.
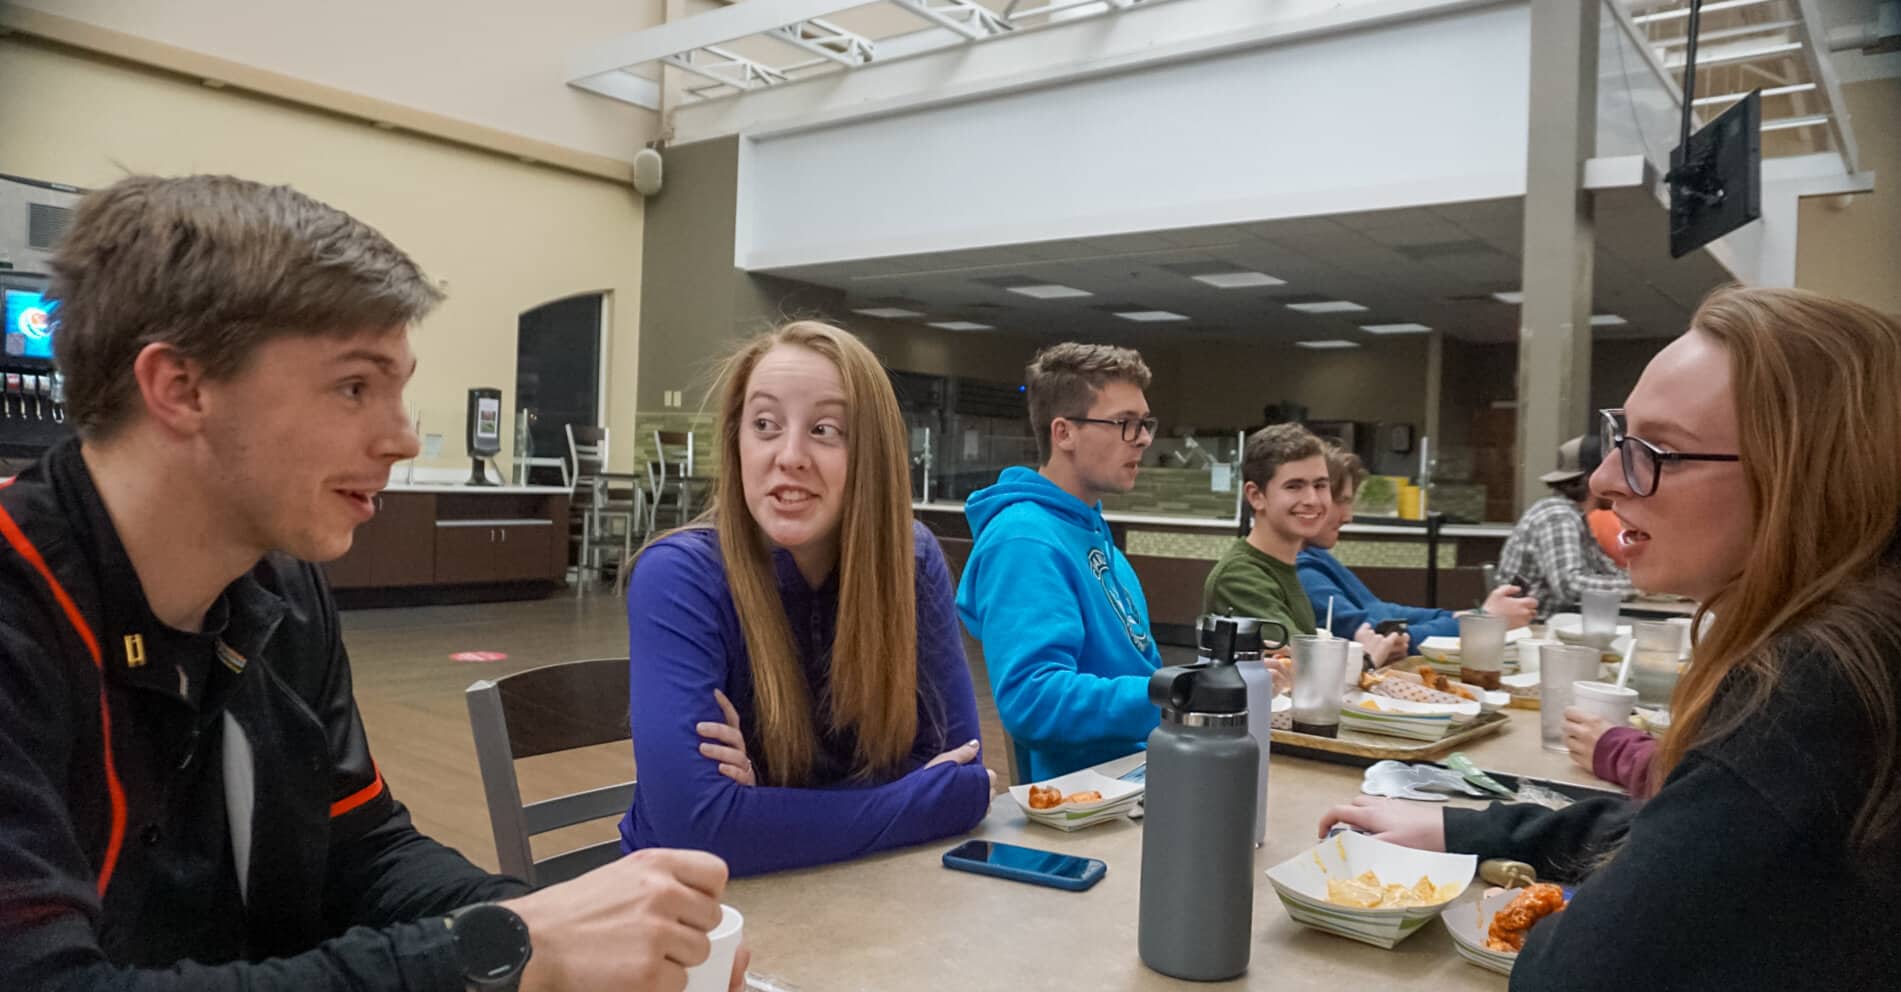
1320, 286, 1901, 987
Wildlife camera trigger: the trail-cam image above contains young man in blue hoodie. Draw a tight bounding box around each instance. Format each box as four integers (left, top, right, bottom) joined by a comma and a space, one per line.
1297, 445, 1536, 648
955, 343, 1165, 781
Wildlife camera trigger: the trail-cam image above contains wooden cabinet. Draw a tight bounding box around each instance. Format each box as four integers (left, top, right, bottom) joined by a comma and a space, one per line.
324, 493, 437, 589
378, 493, 439, 586
321, 487, 570, 602
433, 520, 560, 584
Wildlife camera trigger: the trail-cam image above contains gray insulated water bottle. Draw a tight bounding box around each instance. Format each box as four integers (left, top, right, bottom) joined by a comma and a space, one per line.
1138, 658, 1259, 981
1199, 614, 1286, 848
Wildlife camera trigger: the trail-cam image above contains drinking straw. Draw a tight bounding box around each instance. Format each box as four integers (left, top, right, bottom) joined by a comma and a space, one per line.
1613, 638, 1636, 689
1324, 597, 1335, 639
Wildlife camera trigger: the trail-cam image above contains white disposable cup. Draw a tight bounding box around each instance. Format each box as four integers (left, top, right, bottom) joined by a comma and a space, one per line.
1342, 642, 1366, 692
1666, 616, 1694, 658
1517, 638, 1559, 675
683, 904, 745, 992
1580, 589, 1621, 648
1571, 680, 1639, 727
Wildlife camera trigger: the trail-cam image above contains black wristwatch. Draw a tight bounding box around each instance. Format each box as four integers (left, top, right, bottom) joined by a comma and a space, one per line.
445, 903, 532, 991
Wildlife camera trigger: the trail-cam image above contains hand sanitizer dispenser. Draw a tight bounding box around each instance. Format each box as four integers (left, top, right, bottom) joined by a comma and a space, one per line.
466, 387, 502, 486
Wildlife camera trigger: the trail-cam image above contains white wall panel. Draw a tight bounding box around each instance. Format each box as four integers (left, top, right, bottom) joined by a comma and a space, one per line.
738, 4, 1535, 270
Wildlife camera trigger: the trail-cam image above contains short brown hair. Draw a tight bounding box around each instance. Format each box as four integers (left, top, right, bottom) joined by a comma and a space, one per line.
49, 174, 444, 437
1024, 342, 1152, 464
1323, 443, 1368, 501
1242, 423, 1325, 491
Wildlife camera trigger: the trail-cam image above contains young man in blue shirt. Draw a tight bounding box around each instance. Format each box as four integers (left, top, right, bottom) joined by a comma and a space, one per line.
955, 343, 1166, 781
1298, 445, 1536, 646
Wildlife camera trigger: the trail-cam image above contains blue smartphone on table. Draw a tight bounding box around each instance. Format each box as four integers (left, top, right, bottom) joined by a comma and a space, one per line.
942, 840, 1107, 891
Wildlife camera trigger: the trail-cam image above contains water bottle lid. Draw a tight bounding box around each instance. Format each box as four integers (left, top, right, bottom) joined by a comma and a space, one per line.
1148, 662, 1249, 716
1197, 614, 1288, 661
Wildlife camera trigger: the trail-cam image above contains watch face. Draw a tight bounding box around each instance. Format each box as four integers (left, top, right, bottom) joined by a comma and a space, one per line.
455, 904, 532, 982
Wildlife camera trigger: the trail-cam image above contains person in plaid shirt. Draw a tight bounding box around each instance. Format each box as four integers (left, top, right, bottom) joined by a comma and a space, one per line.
1497, 433, 1632, 619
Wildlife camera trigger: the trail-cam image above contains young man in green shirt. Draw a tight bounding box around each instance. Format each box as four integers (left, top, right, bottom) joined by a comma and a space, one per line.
1203, 423, 1408, 666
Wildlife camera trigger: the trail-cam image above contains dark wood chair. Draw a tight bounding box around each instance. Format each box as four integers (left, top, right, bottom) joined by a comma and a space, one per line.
466, 657, 633, 886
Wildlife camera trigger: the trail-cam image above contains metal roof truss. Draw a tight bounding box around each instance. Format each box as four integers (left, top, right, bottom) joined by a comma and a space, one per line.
568, 0, 1166, 110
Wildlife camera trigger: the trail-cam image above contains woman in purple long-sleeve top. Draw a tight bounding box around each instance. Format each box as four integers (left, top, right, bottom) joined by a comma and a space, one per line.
619, 321, 996, 877
1563, 708, 1661, 798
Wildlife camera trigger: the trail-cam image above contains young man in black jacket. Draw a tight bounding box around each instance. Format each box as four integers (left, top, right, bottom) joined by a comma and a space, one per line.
0, 175, 741, 991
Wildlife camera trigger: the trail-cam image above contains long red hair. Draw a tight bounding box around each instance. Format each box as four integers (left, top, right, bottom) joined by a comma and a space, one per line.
636, 321, 920, 786
1651, 287, 1901, 850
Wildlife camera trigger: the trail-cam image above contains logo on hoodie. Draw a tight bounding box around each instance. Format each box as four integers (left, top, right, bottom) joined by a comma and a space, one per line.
1088, 548, 1151, 653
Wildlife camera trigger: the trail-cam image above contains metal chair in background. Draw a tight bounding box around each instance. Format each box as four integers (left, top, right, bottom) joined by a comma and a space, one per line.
566, 425, 639, 587
516, 456, 570, 489
648, 430, 707, 532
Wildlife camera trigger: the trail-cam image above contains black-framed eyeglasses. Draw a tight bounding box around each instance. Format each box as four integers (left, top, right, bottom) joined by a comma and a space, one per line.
1065, 415, 1159, 443
1599, 408, 1739, 497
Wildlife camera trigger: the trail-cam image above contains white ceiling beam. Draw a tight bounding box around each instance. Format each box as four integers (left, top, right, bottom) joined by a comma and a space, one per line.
1633, 0, 1776, 25
570, 70, 664, 111
1011, 0, 1122, 18
1691, 81, 1815, 106
1662, 40, 1802, 69
1582, 154, 1654, 190
663, 45, 792, 93
1653, 20, 1799, 47
567, 0, 864, 83
1740, 61, 1792, 86
1760, 113, 1830, 132
661, 55, 746, 93
889, 1, 1015, 40
675, 0, 1493, 144
767, 18, 877, 67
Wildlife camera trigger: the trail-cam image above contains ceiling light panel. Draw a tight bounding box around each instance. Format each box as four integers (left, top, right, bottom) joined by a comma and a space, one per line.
853, 307, 925, 319
1285, 300, 1368, 314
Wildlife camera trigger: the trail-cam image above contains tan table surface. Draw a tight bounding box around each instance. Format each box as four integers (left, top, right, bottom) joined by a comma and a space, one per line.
729, 714, 1603, 991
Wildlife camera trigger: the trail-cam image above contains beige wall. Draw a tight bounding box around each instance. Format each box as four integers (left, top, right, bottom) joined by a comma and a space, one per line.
850, 328, 1433, 437
1795, 78, 1901, 314
0, 37, 647, 470
1165, 337, 1432, 432
1590, 338, 1668, 414
1435, 339, 1517, 452
850, 321, 1047, 387
635, 135, 1047, 407
12, 0, 664, 162
1434, 337, 1666, 451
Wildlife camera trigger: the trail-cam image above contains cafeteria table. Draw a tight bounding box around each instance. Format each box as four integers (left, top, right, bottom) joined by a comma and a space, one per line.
728, 713, 1598, 990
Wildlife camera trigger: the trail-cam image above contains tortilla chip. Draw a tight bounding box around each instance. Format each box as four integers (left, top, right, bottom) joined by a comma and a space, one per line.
1324, 871, 1459, 909
1326, 878, 1385, 909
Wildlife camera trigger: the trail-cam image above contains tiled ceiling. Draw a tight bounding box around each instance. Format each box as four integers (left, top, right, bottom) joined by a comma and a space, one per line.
761, 190, 1736, 345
